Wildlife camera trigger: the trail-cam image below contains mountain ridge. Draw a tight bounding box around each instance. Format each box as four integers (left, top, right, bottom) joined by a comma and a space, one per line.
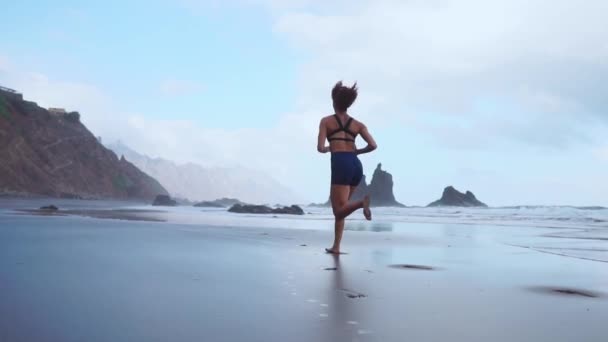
107, 141, 301, 204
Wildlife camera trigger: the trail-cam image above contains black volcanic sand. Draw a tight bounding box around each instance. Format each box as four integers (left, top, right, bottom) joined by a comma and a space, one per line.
1, 210, 608, 342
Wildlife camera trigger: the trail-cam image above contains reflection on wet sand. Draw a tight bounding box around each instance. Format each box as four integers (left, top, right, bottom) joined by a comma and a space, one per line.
322, 254, 371, 341
348, 222, 394, 232
15, 208, 167, 222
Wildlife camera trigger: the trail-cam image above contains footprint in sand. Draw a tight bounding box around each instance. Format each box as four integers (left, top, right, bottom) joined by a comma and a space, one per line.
528, 286, 603, 298
341, 288, 367, 299
389, 264, 437, 271
347, 293, 366, 299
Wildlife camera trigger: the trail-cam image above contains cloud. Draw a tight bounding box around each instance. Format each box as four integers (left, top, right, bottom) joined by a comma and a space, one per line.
268, 0, 608, 147
595, 146, 608, 161
159, 78, 204, 97
172, 0, 608, 149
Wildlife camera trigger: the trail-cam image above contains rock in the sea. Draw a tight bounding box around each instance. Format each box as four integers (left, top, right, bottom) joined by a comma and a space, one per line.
271, 205, 305, 215
228, 204, 272, 214
427, 186, 487, 207
228, 204, 304, 215
152, 194, 177, 206
367, 163, 405, 207
194, 198, 244, 208
193, 201, 224, 208
39, 205, 59, 211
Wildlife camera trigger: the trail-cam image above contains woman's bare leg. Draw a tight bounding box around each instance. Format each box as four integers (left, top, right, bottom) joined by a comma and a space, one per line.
350, 186, 372, 220
326, 185, 371, 254
326, 185, 350, 254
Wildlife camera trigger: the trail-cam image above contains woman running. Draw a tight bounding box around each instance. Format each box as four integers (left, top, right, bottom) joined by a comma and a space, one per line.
317, 81, 378, 254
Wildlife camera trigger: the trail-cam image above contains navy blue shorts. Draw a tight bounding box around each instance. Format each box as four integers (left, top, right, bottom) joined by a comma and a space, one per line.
331, 152, 363, 186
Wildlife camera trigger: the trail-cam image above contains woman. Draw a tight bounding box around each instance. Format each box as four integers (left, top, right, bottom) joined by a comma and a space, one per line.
317, 81, 378, 254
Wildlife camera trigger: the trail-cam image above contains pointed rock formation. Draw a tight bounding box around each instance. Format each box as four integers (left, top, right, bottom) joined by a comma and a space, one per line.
427, 186, 487, 207
367, 163, 404, 207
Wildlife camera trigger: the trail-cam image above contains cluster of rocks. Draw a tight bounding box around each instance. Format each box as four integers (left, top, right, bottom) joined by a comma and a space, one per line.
228, 204, 304, 215
150, 194, 305, 215
194, 198, 244, 208
311, 163, 488, 208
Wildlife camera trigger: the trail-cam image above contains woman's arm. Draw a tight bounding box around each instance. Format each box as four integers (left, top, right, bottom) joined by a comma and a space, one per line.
317, 118, 330, 153
355, 124, 377, 155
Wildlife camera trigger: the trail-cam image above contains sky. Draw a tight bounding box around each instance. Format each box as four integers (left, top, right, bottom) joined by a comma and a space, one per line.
1, 0, 607, 206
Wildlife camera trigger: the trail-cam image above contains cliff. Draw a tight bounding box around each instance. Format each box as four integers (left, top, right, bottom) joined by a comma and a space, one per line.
324, 163, 405, 207
0, 88, 167, 200
427, 186, 487, 207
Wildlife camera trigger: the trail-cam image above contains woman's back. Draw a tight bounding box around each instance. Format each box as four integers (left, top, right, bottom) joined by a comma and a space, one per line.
321, 113, 372, 153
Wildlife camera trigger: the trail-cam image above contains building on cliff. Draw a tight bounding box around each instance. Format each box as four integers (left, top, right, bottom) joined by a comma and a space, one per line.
48, 108, 67, 115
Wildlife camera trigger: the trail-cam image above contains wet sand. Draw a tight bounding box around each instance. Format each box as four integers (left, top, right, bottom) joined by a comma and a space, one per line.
16, 208, 167, 222
1, 211, 607, 341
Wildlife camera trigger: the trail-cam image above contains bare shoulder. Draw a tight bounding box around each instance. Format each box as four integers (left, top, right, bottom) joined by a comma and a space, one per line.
320, 114, 334, 125
352, 117, 368, 131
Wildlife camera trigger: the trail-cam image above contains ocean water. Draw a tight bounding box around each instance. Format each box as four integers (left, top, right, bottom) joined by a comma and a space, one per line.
1, 198, 606, 231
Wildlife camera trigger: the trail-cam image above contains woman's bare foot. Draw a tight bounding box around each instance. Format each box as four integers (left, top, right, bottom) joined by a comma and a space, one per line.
363, 195, 372, 221
325, 248, 347, 255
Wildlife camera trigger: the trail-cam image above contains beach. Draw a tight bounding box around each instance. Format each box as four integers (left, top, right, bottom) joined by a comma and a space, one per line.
1, 200, 607, 342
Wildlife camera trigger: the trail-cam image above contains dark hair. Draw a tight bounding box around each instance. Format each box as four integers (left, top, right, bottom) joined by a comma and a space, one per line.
331, 81, 358, 112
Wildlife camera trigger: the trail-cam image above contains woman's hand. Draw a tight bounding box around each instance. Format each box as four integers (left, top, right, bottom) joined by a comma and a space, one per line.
318, 145, 330, 153
356, 124, 377, 155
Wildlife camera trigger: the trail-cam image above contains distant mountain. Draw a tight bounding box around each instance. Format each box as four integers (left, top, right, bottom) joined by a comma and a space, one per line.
107, 141, 300, 204
322, 163, 405, 207
427, 186, 487, 207
0, 88, 167, 200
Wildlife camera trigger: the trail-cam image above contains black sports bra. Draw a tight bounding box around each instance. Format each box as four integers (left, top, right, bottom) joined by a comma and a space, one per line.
327, 114, 356, 142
